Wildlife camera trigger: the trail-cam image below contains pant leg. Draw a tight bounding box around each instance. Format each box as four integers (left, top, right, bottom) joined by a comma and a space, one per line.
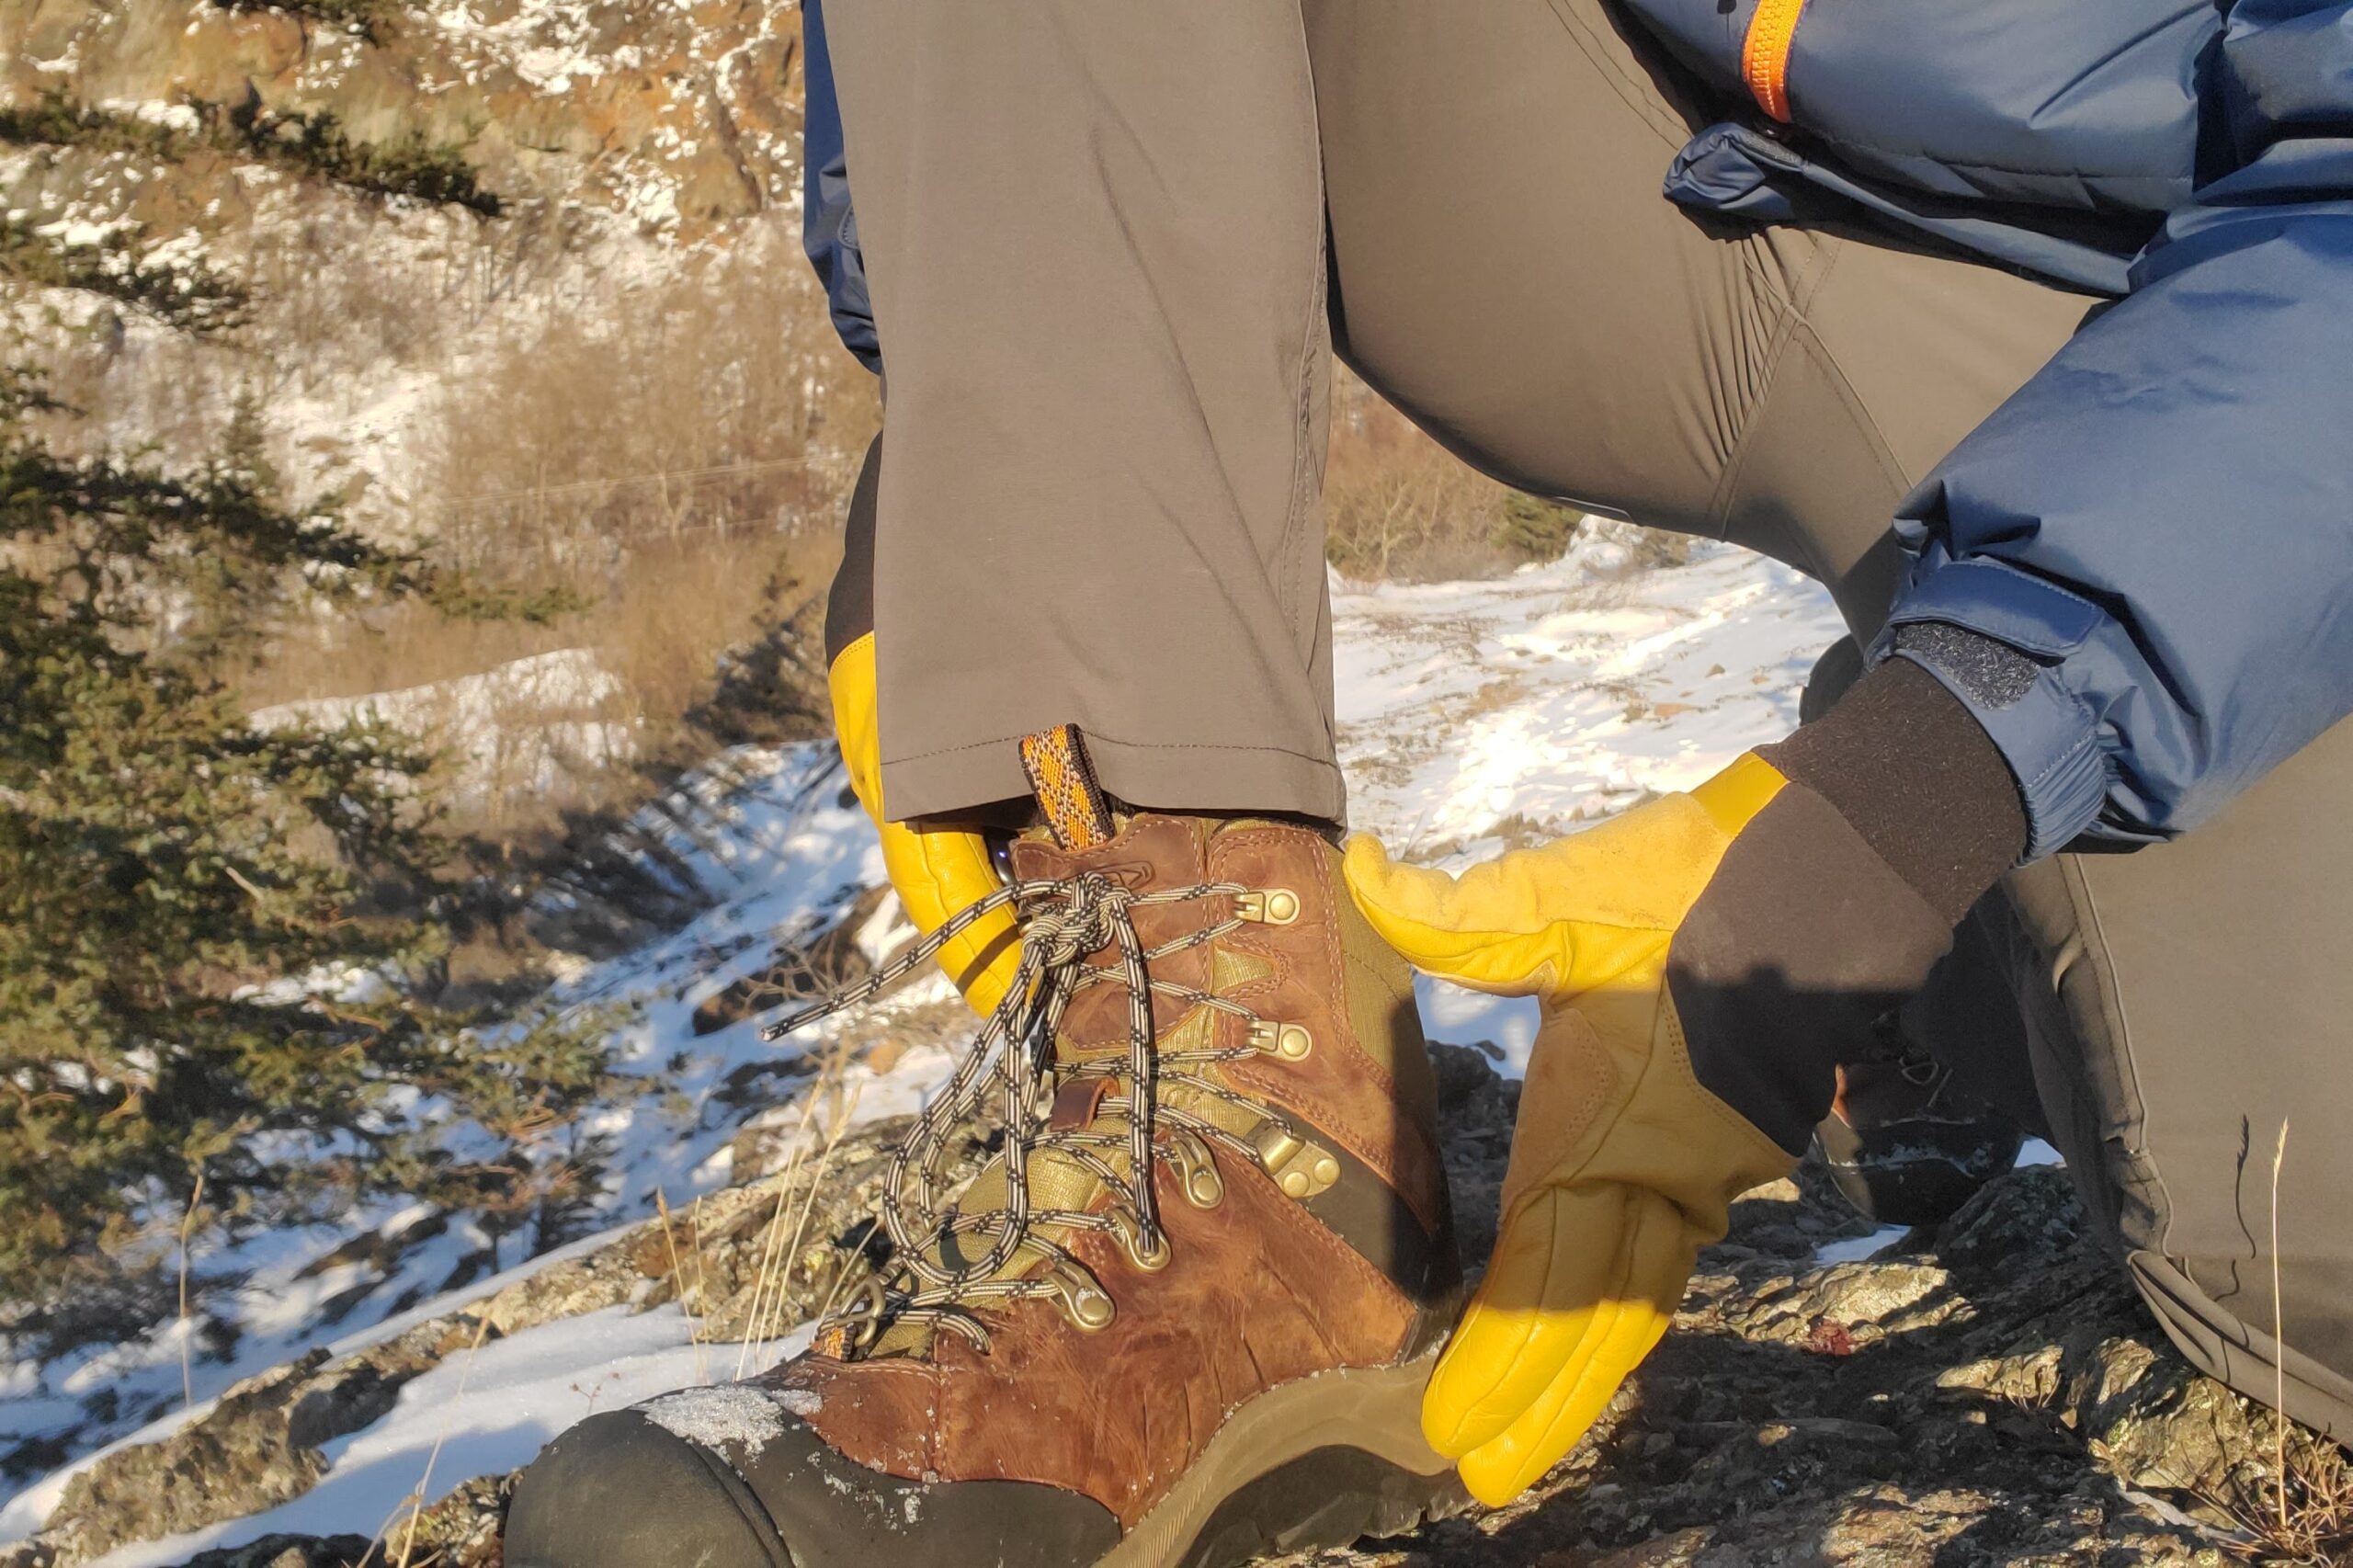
2003, 726, 2353, 1437
819, 0, 1341, 823
822, 0, 2081, 820
1310, 0, 2353, 1434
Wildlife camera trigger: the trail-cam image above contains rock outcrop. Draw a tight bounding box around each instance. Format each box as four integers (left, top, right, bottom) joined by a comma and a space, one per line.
3, 0, 805, 231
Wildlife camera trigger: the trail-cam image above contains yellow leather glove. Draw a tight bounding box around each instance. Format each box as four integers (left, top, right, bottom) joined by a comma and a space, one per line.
829, 632, 1018, 1014
1343, 755, 1799, 1505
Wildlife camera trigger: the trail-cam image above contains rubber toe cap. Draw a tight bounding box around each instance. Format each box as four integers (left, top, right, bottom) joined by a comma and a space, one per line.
505, 1392, 1120, 1568
506, 1411, 790, 1568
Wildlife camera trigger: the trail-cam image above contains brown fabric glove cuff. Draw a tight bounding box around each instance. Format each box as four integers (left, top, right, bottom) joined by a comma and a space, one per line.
1757, 654, 2028, 926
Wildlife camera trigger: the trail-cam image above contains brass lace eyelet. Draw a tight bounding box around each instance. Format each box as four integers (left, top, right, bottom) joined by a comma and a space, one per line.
1234, 888, 1302, 926
1246, 1021, 1313, 1062
1045, 1261, 1117, 1330
1169, 1131, 1225, 1210
1251, 1121, 1341, 1200
1112, 1210, 1172, 1273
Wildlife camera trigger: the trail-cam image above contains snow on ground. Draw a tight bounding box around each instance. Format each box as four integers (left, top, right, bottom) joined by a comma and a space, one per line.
80, 1315, 820, 1568
5, 534, 1853, 1557
1815, 1225, 1915, 1267
250, 648, 637, 797
0, 741, 956, 1531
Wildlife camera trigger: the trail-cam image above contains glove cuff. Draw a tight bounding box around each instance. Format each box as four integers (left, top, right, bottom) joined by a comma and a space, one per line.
1756, 653, 2026, 926
1666, 781, 1958, 1155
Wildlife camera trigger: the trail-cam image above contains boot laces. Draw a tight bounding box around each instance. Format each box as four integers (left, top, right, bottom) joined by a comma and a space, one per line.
764, 869, 1290, 1352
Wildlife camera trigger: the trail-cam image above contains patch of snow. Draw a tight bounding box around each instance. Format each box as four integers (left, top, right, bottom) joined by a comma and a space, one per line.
1815, 1225, 1913, 1267
31, 217, 137, 249
249, 648, 634, 801
80, 1316, 816, 1568
642, 1385, 790, 1455
97, 99, 201, 135
1333, 533, 1844, 861
1335, 534, 1843, 1081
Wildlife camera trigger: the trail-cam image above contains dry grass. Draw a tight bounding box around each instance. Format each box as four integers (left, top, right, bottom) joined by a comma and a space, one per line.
1323, 366, 1585, 583
2208, 1417, 2353, 1566
239, 251, 877, 843
2182, 1119, 2353, 1567
370, 1312, 492, 1568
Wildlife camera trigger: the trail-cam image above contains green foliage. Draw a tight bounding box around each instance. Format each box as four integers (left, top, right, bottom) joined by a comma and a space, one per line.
0, 216, 250, 334
385, 999, 642, 1256
1491, 494, 1583, 562
0, 369, 620, 1291
212, 0, 394, 42
0, 92, 498, 216
0, 99, 181, 161
214, 102, 501, 215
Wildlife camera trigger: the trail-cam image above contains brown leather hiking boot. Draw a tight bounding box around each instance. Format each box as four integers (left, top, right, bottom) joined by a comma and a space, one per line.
1813, 1012, 2024, 1229
506, 806, 1465, 1568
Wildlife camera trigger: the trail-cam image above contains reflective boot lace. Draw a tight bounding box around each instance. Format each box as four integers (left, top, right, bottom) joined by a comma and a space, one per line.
763, 870, 1296, 1353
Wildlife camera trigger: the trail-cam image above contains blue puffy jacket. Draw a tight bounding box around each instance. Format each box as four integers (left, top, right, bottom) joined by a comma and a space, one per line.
801, 0, 2353, 860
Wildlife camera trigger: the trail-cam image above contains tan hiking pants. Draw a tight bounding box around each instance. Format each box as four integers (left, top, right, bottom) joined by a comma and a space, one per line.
821, 0, 2353, 1437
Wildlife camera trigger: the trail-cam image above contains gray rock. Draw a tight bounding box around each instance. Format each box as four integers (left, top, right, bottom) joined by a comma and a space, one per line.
24, 1319, 468, 1568
38, 1354, 333, 1566
176, 1536, 372, 1568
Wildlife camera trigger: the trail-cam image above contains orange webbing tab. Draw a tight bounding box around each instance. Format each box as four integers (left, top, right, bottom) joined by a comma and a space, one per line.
1019, 723, 1116, 850
1741, 0, 1806, 123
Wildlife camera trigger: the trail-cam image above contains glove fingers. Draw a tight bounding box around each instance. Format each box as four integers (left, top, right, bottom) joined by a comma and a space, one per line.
834, 633, 1019, 1016
1421, 1186, 1634, 1456
1342, 836, 1565, 996
1453, 1191, 1700, 1506
882, 820, 1018, 1016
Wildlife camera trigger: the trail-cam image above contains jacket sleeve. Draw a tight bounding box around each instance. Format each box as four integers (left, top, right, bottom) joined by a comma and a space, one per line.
801, 0, 881, 372
1870, 0, 2353, 858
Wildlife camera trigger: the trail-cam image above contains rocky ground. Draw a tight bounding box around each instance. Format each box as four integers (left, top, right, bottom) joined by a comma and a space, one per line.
12, 1038, 2337, 1568
4, 10, 2347, 1564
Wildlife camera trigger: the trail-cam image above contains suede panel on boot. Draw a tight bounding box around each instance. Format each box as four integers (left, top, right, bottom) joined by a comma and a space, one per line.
757, 1156, 1416, 1528
1209, 824, 1450, 1239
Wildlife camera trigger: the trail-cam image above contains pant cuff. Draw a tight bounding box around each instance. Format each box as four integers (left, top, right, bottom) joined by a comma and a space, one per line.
881, 733, 1347, 826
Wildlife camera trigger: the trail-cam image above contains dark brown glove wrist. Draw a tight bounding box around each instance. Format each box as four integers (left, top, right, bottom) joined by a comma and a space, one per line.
1758, 652, 2028, 926
1665, 652, 2029, 1156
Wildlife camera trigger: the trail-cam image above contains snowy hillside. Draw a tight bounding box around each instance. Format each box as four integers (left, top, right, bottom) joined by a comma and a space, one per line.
0, 533, 1847, 1565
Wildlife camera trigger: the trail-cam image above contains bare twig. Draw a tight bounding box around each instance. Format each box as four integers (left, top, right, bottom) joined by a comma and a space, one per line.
176, 1170, 206, 1412
654, 1187, 697, 1322
756, 1080, 864, 1361
733, 1090, 824, 1381
390, 1314, 493, 1568
221, 864, 269, 903
2272, 1118, 2290, 1545
688, 1195, 714, 1385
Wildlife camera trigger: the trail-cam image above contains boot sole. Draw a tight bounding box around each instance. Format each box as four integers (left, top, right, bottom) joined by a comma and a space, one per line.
1099, 1342, 1467, 1568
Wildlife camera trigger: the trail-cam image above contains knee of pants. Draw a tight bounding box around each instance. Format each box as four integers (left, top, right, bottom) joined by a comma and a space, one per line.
2001, 712, 2353, 1436
1307, 0, 1788, 539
